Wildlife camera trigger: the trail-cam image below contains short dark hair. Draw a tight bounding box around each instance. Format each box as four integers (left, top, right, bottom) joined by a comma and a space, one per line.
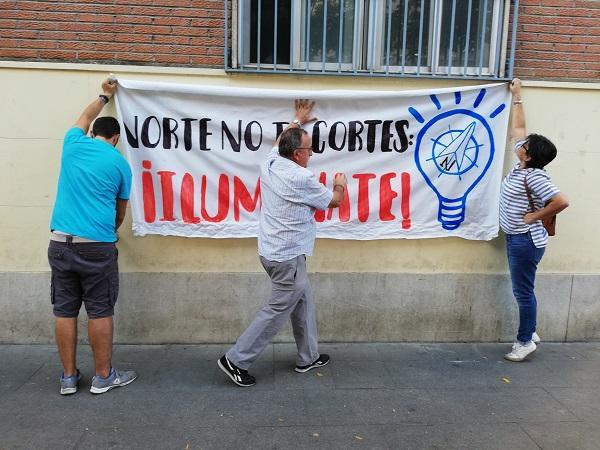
278, 127, 308, 158
524, 133, 557, 169
92, 116, 120, 139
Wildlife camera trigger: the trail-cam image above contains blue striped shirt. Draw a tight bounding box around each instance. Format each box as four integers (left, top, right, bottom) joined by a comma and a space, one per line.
258, 147, 333, 262
499, 163, 560, 248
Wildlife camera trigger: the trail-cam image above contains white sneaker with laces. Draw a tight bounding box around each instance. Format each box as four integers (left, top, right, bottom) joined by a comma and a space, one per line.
532, 332, 541, 344
504, 341, 537, 362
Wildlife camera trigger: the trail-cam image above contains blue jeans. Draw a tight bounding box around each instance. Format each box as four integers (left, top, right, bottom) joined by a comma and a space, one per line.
506, 233, 545, 344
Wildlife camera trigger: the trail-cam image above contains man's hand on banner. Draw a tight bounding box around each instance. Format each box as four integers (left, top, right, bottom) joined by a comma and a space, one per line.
294, 99, 317, 125
102, 76, 118, 100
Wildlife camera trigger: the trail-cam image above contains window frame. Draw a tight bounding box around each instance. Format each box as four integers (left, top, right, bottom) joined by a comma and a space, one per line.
229, 0, 514, 79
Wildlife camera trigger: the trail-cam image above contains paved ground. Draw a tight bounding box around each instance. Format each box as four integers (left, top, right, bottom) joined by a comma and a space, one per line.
1, 342, 599, 450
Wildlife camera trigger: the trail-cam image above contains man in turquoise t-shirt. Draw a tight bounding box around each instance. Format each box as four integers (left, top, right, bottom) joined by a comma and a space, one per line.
48, 77, 136, 395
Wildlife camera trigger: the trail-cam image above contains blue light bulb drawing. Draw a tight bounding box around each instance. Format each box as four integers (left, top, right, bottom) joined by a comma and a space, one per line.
409, 89, 506, 230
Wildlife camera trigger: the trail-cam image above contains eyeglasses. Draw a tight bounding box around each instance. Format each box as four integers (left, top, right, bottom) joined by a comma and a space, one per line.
514, 139, 529, 152
295, 147, 313, 155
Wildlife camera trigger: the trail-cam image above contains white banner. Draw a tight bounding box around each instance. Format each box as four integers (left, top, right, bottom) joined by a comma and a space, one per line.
114, 80, 510, 240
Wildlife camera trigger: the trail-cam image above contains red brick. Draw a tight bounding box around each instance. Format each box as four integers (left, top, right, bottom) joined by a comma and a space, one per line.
56, 22, 96, 32
584, 61, 600, 70
170, 26, 210, 37
190, 0, 223, 7
117, 34, 153, 43
0, 19, 17, 28
0, 29, 39, 39
131, 24, 172, 34
115, 53, 157, 63
76, 14, 115, 23
2, 39, 56, 49
151, 17, 192, 26
573, 0, 600, 8
114, 16, 153, 24
519, 33, 572, 43
571, 35, 600, 44
205, 46, 223, 56
190, 55, 222, 65
154, 54, 191, 64
518, 41, 556, 51
38, 31, 79, 40
152, 35, 192, 45
152, 0, 192, 6
189, 37, 223, 46
174, 26, 224, 38
540, 0, 575, 6
17, 20, 58, 31
92, 24, 135, 33
190, 18, 223, 27
567, 69, 600, 78
0, 48, 39, 58
519, 14, 600, 27
37, 50, 78, 59
1, 10, 40, 20
553, 43, 595, 52
522, 24, 600, 35
76, 51, 120, 60
517, 50, 594, 61
522, 6, 600, 17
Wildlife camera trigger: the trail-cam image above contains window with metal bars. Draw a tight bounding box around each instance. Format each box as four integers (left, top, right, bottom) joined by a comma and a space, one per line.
226, 0, 518, 79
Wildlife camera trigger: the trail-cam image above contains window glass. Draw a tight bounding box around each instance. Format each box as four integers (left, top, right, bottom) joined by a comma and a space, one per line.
381, 0, 431, 68
438, 0, 494, 68
302, 0, 356, 64
249, 0, 292, 65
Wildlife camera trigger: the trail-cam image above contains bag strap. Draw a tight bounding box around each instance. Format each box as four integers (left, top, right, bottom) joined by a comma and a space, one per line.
523, 174, 536, 213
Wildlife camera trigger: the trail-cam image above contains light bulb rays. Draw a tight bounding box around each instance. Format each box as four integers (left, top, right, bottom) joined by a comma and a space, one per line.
409, 88, 506, 231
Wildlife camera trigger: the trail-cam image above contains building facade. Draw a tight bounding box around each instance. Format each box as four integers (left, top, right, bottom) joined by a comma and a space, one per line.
0, 0, 599, 343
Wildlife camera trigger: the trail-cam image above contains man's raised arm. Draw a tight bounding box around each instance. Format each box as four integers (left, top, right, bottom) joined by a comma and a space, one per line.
74, 78, 117, 133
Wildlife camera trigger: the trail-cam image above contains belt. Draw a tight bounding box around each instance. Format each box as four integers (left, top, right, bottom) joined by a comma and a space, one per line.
50, 232, 101, 243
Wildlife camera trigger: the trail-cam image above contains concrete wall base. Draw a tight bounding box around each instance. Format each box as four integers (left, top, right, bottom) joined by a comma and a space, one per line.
1, 272, 598, 343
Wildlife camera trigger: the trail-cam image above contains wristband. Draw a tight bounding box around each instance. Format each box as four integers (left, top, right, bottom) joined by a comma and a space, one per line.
333, 184, 345, 192
99, 94, 110, 104
513, 100, 523, 105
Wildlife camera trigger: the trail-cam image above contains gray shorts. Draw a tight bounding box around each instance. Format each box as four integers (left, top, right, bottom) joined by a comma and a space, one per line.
48, 240, 119, 319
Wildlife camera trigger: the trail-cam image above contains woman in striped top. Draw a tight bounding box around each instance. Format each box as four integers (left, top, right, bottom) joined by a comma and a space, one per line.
499, 79, 569, 362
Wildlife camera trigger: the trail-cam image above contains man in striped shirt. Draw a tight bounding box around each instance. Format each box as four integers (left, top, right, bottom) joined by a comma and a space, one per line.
499, 79, 569, 362
218, 100, 348, 386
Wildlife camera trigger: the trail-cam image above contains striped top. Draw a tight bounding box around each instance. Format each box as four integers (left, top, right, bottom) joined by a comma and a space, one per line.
258, 147, 333, 262
499, 162, 560, 248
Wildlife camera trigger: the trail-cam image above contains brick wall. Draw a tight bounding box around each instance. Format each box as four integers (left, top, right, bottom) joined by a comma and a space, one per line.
1, 0, 599, 82
512, 0, 600, 81
0, 0, 226, 66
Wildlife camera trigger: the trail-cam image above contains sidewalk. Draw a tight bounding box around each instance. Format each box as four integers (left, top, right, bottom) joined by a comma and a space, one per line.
1, 342, 599, 450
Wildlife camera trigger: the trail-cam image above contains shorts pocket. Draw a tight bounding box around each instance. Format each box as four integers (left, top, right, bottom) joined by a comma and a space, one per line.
48, 246, 64, 261
78, 249, 112, 261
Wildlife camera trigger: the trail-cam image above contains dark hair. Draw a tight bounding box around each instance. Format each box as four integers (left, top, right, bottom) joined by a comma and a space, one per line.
278, 127, 307, 158
524, 133, 557, 169
92, 116, 120, 139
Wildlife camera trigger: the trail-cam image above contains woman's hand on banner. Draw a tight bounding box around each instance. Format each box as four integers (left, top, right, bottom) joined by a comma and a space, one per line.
510, 78, 522, 94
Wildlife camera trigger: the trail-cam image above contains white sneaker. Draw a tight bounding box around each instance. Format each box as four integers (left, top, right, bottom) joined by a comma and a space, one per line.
504, 341, 537, 362
532, 332, 541, 344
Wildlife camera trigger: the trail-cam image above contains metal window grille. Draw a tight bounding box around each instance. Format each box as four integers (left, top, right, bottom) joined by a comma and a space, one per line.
225, 0, 518, 80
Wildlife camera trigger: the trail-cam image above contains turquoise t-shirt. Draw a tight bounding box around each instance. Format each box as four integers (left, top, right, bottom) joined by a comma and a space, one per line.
50, 127, 132, 242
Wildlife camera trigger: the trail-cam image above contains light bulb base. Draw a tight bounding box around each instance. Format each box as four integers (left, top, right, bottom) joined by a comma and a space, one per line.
438, 197, 466, 230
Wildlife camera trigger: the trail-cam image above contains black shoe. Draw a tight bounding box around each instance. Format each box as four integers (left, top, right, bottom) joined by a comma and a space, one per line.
218, 355, 256, 387
295, 354, 330, 373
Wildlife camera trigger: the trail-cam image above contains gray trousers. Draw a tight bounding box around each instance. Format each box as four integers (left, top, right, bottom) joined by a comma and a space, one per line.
226, 255, 319, 370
